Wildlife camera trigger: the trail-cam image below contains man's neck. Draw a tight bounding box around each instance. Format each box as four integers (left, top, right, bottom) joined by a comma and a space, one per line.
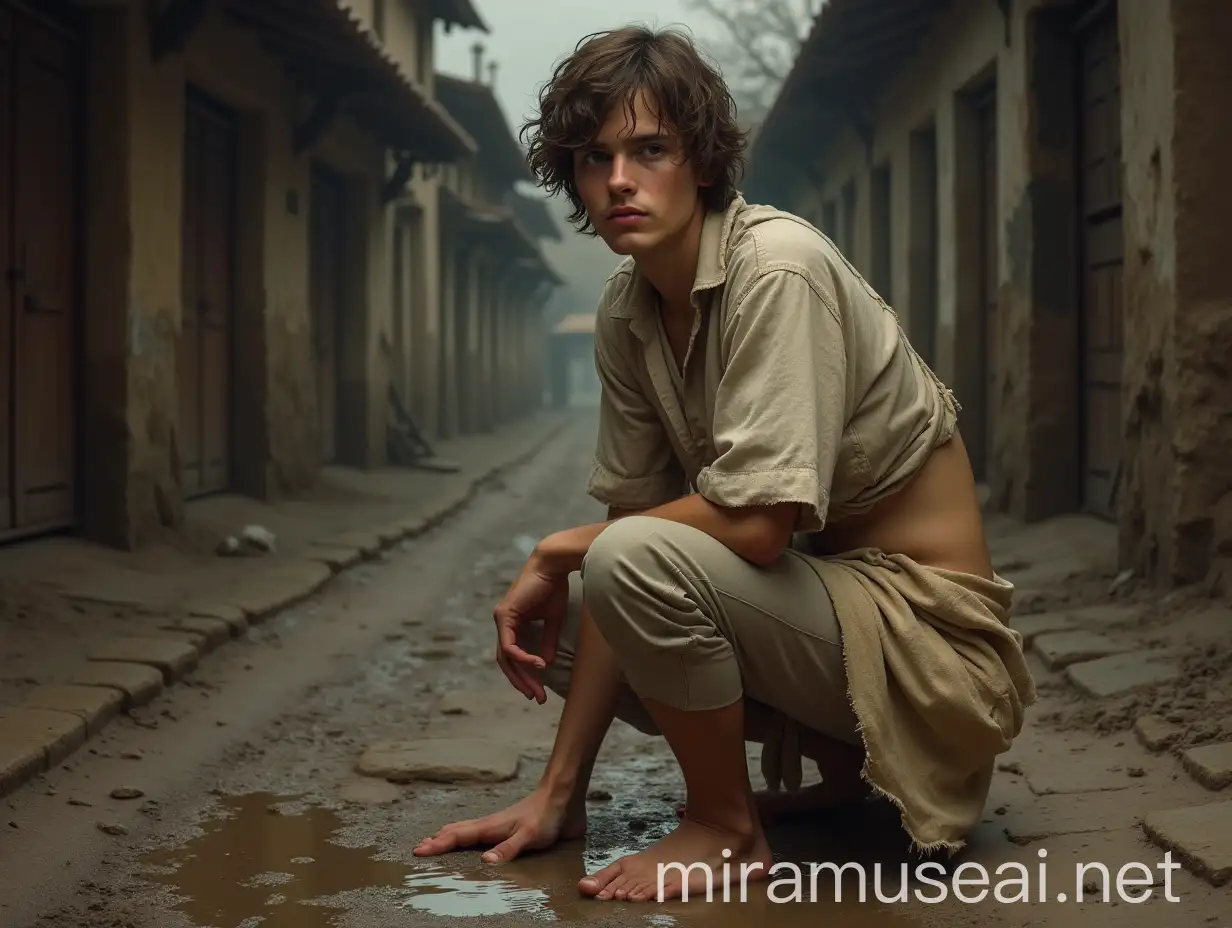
634, 203, 706, 317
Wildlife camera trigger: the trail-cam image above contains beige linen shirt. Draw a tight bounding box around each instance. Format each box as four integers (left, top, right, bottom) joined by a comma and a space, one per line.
586, 194, 960, 529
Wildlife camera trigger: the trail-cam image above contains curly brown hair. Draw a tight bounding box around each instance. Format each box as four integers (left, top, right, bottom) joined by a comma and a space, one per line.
520, 25, 749, 235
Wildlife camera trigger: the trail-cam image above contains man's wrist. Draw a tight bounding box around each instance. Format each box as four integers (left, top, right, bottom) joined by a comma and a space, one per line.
531, 526, 593, 576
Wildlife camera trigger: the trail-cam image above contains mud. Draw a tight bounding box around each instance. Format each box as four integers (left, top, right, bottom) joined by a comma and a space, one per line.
137, 790, 912, 926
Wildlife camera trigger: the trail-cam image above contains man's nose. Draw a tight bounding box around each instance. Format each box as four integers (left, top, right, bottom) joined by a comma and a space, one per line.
607, 155, 635, 194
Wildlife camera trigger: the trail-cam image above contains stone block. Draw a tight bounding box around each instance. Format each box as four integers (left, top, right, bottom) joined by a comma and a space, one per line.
1064, 603, 1145, 628
355, 738, 519, 784
88, 637, 199, 682
1066, 651, 1179, 699
304, 544, 362, 572
161, 616, 232, 650
1143, 800, 1232, 886
188, 602, 249, 634
374, 522, 406, 546
21, 684, 123, 736
1035, 630, 1133, 670
225, 561, 331, 619
0, 708, 87, 795
1134, 714, 1184, 752
69, 661, 164, 708
1181, 743, 1232, 791
319, 532, 382, 557
1022, 756, 1135, 796
397, 516, 429, 537
1008, 612, 1076, 645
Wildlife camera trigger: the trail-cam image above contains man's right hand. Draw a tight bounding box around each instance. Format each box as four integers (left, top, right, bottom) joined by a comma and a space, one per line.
412, 785, 585, 863
492, 558, 569, 703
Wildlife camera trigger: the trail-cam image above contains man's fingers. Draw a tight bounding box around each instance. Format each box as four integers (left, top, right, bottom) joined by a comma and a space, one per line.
538, 611, 563, 666
496, 648, 546, 703
414, 819, 479, 856
497, 620, 544, 670
482, 824, 537, 863
496, 650, 534, 699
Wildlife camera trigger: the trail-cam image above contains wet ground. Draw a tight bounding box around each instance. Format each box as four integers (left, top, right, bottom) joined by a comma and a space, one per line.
0, 415, 1223, 927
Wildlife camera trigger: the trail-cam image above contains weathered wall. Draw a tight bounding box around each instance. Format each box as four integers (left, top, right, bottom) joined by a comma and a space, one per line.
1119, 0, 1178, 580
80, 0, 392, 548
80, 2, 189, 548
383, 1, 444, 437
184, 2, 317, 498
1170, 0, 1232, 588
1120, 0, 1232, 588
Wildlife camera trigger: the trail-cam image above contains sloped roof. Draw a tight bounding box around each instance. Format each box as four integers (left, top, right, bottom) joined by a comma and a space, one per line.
507, 191, 562, 241
435, 73, 531, 187
224, 0, 476, 160
745, 0, 951, 200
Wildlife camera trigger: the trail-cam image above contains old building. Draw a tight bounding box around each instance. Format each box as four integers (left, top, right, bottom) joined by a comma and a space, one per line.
0, 0, 488, 550
435, 51, 562, 438
745, 0, 1232, 590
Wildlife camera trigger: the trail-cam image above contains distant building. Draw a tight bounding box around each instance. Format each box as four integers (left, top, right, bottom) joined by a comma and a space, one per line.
549, 314, 599, 408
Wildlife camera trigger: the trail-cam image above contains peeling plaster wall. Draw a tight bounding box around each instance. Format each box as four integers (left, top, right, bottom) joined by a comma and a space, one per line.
80, 0, 389, 548
1121, 0, 1232, 588
1119, 0, 1178, 580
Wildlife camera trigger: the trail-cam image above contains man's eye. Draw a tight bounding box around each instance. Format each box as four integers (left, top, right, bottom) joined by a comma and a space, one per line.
641, 144, 664, 157
582, 150, 608, 164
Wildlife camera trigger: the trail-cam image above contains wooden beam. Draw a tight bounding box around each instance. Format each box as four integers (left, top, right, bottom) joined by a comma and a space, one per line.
294, 92, 342, 154
149, 0, 209, 61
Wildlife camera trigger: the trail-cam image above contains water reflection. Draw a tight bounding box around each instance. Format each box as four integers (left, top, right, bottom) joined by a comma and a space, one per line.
140, 791, 915, 926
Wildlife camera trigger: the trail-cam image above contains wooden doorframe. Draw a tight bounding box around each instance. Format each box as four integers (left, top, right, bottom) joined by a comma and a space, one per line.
308, 161, 347, 464
1073, 0, 1124, 520
181, 84, 238, 498
974, 80, 998, 488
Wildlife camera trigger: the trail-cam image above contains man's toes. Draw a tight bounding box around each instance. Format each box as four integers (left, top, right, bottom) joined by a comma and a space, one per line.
603, 871, 636, 900
627, 879, 657, 902
579, 860, 623, 897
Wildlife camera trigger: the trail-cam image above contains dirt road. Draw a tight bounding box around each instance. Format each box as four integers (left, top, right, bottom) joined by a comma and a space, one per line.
0, 415, 1223, 928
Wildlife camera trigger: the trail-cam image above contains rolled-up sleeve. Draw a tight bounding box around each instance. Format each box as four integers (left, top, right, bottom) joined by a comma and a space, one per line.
695, 267, 846, 532
586, 314, 685, 510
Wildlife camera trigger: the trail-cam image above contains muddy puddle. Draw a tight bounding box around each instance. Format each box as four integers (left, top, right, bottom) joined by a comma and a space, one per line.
138, 791, 923, 926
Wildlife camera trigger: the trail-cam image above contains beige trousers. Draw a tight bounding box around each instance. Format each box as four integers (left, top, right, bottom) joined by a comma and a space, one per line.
519, 516, 861, 786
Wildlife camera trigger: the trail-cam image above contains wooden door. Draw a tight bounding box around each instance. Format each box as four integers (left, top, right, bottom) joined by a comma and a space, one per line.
1, 8, 78, 534
0, 6, 12, 533
1078, 5, 1123, 518
181, 91, 235, 496
309, 166, 344, 463
976, 86, 998, 482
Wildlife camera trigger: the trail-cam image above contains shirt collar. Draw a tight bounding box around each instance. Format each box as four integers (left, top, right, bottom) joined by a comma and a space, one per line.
606, 193, 747, 323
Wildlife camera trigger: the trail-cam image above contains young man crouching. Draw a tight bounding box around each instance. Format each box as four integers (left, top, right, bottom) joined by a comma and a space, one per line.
414, 25, 1035, 904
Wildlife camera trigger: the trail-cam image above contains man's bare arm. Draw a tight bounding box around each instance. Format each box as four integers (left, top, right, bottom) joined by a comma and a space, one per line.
533, 493, 798, 577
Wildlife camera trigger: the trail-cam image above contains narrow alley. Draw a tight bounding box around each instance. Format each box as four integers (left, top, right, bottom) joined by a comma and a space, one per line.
0, 414, 1226, 927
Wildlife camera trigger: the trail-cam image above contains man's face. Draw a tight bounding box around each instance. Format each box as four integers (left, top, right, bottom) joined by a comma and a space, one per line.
573, 91, 704, 257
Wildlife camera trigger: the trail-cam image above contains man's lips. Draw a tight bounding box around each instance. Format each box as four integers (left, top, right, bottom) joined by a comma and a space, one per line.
608, 207, 647, 220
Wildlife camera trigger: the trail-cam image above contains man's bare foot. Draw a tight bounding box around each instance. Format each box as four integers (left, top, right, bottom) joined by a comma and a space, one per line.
579, 818, 774, 902
674, 780, 869, 823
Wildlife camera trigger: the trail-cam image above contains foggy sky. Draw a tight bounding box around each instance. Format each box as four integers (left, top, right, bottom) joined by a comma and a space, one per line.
436, 0, 702, 131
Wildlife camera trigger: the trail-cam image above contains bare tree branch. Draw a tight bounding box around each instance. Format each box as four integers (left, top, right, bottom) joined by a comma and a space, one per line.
685, 0, 825, 126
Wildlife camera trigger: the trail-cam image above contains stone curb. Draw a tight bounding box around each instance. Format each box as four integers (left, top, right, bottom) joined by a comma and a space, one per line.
0, 415, 569, 801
